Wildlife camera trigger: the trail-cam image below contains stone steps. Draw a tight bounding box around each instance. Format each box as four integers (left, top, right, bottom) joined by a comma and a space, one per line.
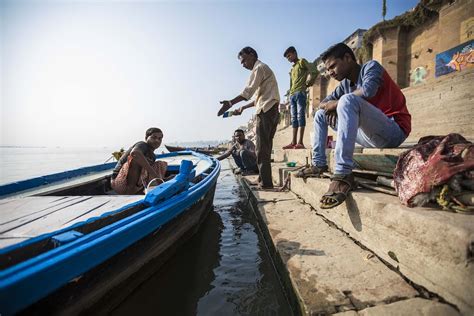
334, 298, 459, 315
265, 67, 474, 314
274, 147, 398, 175
269, 163, 474, 315
239, 172, 460, 315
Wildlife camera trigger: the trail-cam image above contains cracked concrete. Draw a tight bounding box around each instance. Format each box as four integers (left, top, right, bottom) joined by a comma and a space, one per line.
279, 166, 474, 314
237, 176, 451, 315
334, 298, 459, 315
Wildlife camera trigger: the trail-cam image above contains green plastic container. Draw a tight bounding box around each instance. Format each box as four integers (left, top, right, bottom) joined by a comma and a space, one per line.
286, 162, 296, 167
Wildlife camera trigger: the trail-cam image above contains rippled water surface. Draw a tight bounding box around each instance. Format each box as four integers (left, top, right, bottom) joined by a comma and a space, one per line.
113, 160, 292, 315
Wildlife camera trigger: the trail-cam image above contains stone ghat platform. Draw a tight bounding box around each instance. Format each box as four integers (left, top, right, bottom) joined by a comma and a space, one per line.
273, 162, 473, 315
234, 67, 473, 314
237, 171, 464, 315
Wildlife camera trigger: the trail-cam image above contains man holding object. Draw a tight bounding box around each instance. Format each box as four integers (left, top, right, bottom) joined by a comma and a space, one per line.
218, 47, 280, 189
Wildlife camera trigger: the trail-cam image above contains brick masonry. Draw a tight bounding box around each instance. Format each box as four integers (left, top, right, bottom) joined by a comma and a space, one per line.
311, 0, 474, 101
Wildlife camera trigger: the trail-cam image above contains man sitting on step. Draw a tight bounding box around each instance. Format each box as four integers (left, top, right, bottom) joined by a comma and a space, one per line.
218, 129, 258, 176
296, 43, 411, 209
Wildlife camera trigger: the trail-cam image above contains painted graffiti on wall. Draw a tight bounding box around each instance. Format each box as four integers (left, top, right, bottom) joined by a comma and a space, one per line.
435, 40, 473, 77
410, 66, 428, 85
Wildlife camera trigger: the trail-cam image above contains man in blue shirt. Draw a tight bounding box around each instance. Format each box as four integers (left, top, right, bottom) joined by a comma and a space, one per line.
296, 43, 411, 209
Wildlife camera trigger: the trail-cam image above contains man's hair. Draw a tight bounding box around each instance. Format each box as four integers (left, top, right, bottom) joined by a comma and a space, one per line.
234, 129, 245, 135
284, 46, 297, 57
238, 47, 258, 59
145, 127, 163, 138
321, 43, 356, 62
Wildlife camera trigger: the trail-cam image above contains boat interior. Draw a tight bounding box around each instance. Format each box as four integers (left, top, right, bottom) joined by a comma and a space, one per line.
0, 154, 216, 267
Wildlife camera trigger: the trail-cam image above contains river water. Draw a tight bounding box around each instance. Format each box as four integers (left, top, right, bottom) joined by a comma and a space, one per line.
0, 148, 292, 315
113, 160, 292, 315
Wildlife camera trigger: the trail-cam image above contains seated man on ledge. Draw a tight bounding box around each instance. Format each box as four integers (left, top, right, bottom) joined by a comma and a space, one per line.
218, 129, 258, 175
296, 43, 411, 209
111, 127, 168, 194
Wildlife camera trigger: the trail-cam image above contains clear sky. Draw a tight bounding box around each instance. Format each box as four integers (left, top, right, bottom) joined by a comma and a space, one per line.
0, 0, 419, 148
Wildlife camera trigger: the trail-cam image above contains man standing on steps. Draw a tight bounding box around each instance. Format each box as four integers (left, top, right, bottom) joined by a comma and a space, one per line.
218, 46, 280, 189
296, 43, 411, 209
282, 46, 318, 150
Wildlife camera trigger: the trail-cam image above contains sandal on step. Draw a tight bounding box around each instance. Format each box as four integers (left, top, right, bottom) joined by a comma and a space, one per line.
320, 173, 357, 209
294, 165, 328, 178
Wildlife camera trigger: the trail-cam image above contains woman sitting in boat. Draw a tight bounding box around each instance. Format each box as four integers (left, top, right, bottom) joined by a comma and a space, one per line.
111, 127, 167, 194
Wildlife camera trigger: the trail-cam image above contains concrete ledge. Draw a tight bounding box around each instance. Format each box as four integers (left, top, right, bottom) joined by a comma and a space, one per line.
334, 297, 459, 315
275, 148, 369, 174
270, 164, 473, 314
240, 176, 425, 314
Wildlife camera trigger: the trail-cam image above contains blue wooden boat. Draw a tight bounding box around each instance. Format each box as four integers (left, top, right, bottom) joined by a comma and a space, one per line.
0, 151, 220, 315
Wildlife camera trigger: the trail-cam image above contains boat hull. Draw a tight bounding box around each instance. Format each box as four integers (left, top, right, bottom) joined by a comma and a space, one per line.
0, 151, 220, 315
20, 182, 216, 315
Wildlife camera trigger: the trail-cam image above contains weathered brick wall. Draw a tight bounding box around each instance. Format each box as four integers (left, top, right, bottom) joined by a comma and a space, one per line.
438, 0, 474, 52
308, 77, 322, 112
403, 68, 474, 142
369, 0, 473, 88
381, 27, 402, 84
310, 76, 338, 108
397, 27, 409, 88
372, 36, 383, 63
308, 0, 473, 128
404, 16, 439, 87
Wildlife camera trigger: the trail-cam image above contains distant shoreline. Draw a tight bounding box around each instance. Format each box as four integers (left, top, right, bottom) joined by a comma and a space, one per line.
0, 146, 47, 149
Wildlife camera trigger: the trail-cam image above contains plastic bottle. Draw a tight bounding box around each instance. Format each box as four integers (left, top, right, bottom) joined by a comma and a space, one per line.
223, 111, 234, 118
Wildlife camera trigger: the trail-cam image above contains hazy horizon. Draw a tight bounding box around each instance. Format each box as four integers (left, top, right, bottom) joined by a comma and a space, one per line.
1, 0, 419, 148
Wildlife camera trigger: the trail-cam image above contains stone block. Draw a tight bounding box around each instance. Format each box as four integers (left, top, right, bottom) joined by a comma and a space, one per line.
242, 181, 418, 315
334, 298, 459, 315
290, 175, 474, 315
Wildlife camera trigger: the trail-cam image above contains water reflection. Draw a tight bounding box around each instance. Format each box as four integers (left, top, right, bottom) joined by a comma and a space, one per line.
113, 161, 291, 315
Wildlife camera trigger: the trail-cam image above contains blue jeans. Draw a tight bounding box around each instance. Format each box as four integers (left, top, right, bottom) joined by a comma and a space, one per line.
312, 94, 407, 175
232, 149, 257, 171
290, 91, 307, 128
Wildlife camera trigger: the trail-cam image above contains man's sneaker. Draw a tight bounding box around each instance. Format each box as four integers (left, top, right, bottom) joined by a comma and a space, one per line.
294, 143, 306, 149
282, 143, 295, 149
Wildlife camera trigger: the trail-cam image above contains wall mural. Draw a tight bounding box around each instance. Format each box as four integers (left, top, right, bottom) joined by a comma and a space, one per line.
410, 66, 428, 85
435, 40, 473, 77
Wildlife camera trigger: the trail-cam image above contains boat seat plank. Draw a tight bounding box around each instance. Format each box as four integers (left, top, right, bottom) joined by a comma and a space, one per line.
3, 170, 112, 199
194, 160, 212, 175
57, 195, 143, 228
0, 195, 143, 249
0, 196, 84, 225
0, 196, 106, 234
